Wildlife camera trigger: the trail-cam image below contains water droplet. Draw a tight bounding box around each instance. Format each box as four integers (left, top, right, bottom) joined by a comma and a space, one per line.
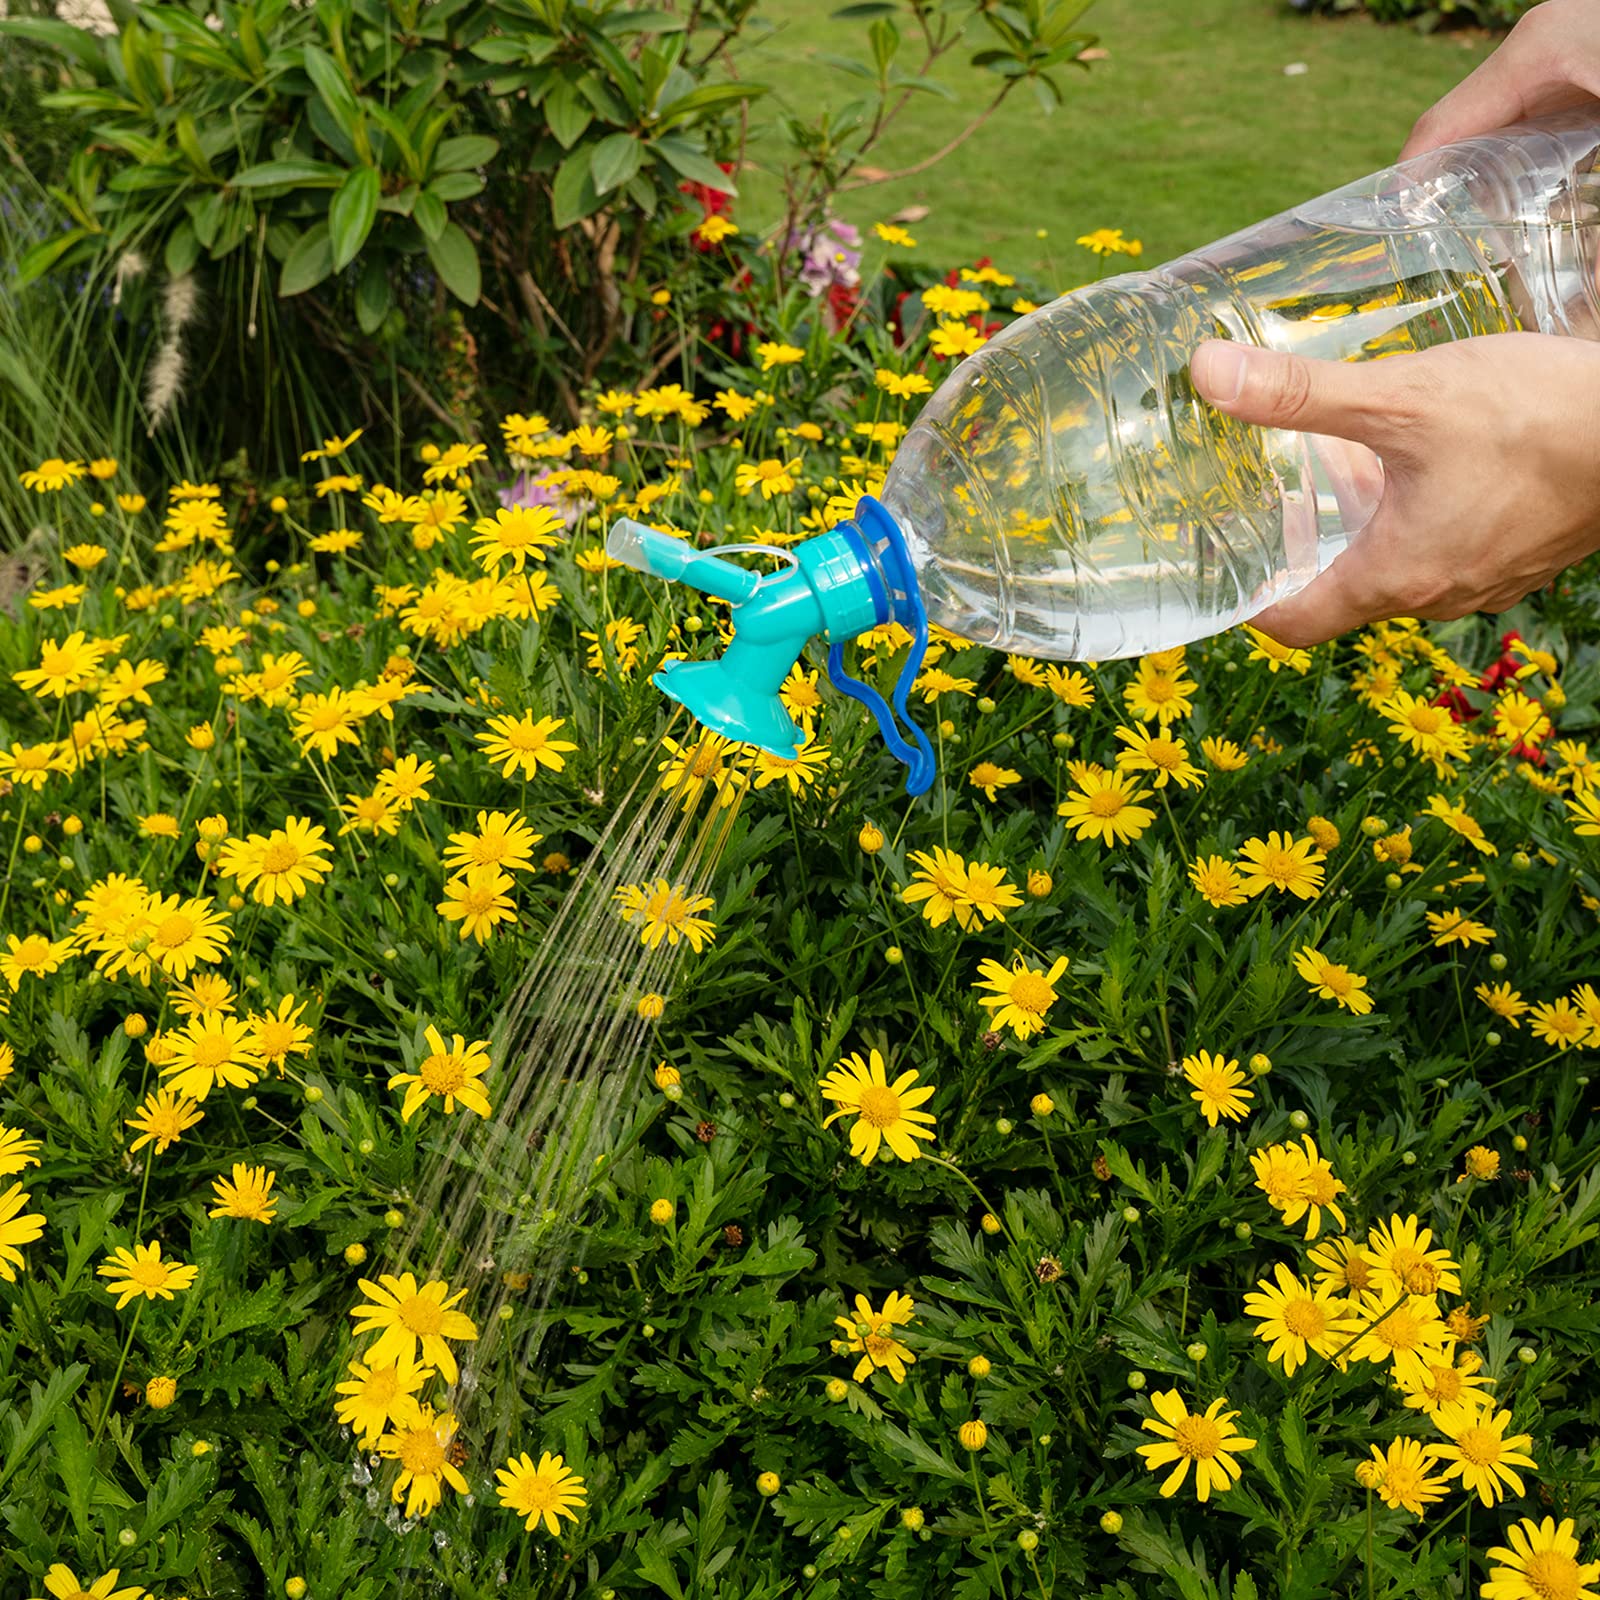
351, 1458, 372, 1486
433, 1530, 449, 1549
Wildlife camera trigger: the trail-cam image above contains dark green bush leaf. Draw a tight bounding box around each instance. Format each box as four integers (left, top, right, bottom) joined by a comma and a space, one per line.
230, 160, 347, 190
590, 131, 644, 196
328, 165, 379, 271
413, 187, 448, 242
551, 148, 602, 228
278, 222, 336, 297
425, 222, 480, 305
432, 134, 500, 173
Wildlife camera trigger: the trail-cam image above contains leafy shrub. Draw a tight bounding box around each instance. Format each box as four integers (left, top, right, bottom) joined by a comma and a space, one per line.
1287, 0, 1538, 29
2, 220, 1600, 1597
0, 0, 1102, 485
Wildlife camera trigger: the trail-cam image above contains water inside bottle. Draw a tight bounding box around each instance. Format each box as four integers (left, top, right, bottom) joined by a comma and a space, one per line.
883, 211, 1522, 660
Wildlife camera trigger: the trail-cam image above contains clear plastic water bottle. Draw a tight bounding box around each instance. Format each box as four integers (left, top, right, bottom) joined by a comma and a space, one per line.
884, 110, 1600, 659
610, 113, 1600, 791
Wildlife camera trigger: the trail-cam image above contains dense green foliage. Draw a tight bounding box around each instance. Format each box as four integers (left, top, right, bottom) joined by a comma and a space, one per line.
1288, 0, 1535, 30
2, 218, 1599, 1598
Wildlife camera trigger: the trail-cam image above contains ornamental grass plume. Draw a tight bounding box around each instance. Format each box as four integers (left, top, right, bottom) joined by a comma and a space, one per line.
145, 271, 198, 434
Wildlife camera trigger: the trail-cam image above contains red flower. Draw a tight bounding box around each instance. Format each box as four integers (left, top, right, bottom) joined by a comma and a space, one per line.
826, 280, 860, 330
1433, 686, 1477, 724
677, 162, 736, 216
1480, 629, 1524, 693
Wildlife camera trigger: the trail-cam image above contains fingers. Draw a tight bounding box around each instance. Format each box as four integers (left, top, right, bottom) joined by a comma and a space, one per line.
1191, 341, 1427, 456
1248, 548, 1383, 650
1399, 54, 1531, 161
1398, 1, 1598, 159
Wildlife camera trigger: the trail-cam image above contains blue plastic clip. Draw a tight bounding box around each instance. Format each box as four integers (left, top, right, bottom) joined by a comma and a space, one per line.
826, 497, 937, 797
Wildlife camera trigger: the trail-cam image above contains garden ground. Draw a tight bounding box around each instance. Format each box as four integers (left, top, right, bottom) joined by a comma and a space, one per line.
739, 0, 1496, 273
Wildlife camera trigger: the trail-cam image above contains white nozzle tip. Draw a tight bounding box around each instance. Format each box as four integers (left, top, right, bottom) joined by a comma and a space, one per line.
605, 518, 651, 572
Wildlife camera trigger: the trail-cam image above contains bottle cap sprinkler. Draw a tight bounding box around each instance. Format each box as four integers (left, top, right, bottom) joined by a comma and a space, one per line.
605, 496, 936, 795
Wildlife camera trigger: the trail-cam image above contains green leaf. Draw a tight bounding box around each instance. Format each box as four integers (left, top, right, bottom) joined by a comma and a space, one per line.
873, 1419, 967, 1482
426, 171, 483, 203
651, 135, 734, 194
550, 148, 601, 228
164, 220, 201, 277
328, 165, 379, 271
543, 79, 592, 149
1099, 1138, 1158, 1205
470, 36, 540, 64
717, 1216, 813, 1278
0, 1365, 89, 1498
654, 80, 767, 130
278, 222, 336, 297
431, 134, 499, 173
1188, 1130, 1228, 1197
52, 1406, 94, 1537
364, 103, 422, 180
869, 16, 900, 75
413, 188, 448, 242
603, 8, 688, 34
303, 43, 367, 156
1279, 1404, 1312, 1483
230, 159, 347, 190
425, 223, 480, 305
173, 113, 215, 179
0, 15, 108, 71
16, 228, 92, 288
589, 131, 643, 197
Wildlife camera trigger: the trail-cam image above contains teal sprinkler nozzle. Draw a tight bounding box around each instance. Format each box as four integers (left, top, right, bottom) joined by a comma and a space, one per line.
606, 496, 936, 795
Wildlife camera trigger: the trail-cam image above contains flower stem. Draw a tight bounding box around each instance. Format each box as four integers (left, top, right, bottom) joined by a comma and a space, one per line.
922, 1154, 1014, 1247
132, 1143, 154, 1238
1366, 1487, 1374, 1600
971, 1455, 1008, 1600
93, 1299, 145, 1445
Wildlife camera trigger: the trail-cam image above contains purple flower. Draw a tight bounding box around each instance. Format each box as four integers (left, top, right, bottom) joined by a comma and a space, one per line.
497, 469, 588, 529
787, 218, 862, 299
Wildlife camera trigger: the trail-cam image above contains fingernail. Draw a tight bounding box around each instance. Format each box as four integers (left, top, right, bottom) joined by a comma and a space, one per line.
1194, 341, 1249, 404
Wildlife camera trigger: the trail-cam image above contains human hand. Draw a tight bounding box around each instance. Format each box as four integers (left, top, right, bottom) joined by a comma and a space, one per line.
1402, 0, 1600, 159
1189, 334, 1600, 647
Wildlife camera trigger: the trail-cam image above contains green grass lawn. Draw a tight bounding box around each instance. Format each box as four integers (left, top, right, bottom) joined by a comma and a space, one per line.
733, 0, 1497, 283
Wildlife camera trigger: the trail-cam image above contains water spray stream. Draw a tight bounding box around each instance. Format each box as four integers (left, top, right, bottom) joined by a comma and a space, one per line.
358, 724, 753, 1569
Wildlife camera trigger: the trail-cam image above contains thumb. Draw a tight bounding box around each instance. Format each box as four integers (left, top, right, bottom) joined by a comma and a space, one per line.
1247, 533, 1389, 649
1190, 340, 1415, 451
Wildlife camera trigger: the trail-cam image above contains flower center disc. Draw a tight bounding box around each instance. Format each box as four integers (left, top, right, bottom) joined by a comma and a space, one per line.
855, 1084, 902, 1129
